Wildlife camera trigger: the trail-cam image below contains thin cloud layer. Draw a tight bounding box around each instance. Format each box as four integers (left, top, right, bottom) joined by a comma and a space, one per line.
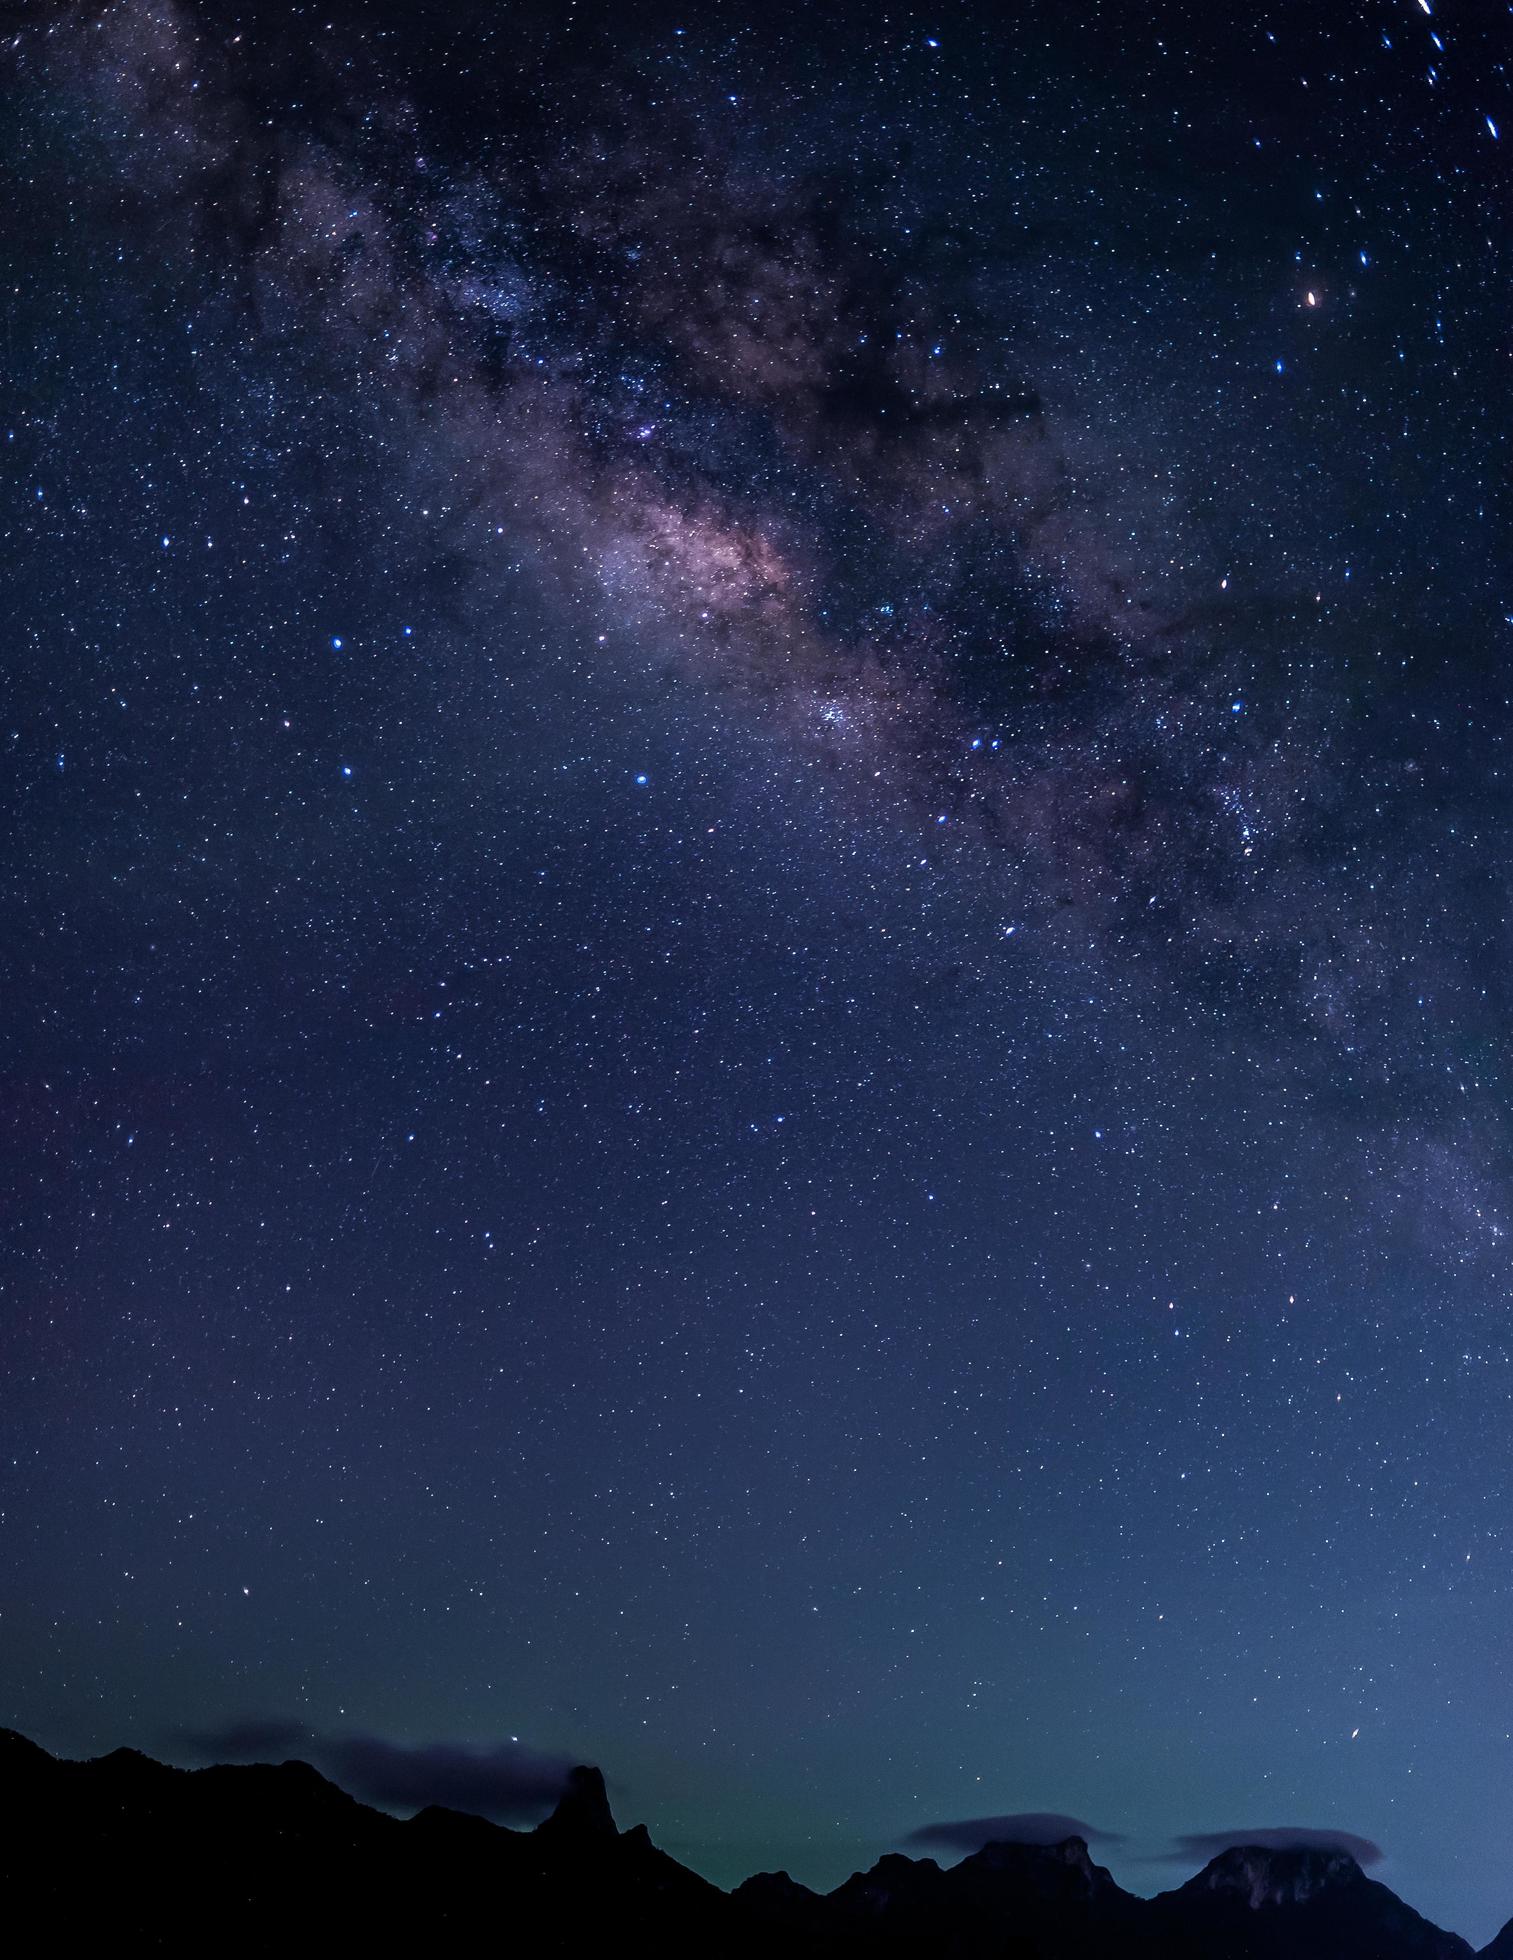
175, 1719, 576, 1823
177, 1718, 313, 1762
320, 1733, 576, 1820
906, 1811, 1125, 1854
1169, 1827, 1384, 1868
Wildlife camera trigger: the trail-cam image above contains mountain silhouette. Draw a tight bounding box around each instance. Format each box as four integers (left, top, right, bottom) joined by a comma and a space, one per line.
0, 1728, 1502, 1956
1143, 1845, 1474, 1959
1479, 1918, 1513, 1960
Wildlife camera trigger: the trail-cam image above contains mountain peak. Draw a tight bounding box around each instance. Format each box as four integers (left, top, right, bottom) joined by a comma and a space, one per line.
0, 1727, 1489, 1956
966, 1833, 1096, 1873
535, 1763, 617, 1840
1479, 1916, 1513, 1960
1189, 1842, 1363, 1909
735, 1869, 819, 1903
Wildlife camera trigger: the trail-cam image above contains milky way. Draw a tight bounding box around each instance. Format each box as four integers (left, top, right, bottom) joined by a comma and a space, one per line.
43, 0, 1509, 1170
5, 0, 1513, 1944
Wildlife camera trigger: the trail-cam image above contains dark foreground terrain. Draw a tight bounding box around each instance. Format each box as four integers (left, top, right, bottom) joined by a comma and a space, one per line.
2, 1728, 1505, 1956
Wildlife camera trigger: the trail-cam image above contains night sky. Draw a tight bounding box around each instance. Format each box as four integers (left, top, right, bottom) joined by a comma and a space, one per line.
4, 0, 1513, 1941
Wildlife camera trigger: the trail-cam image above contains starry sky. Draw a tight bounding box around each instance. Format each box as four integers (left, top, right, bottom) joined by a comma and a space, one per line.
4, 0, 1513, 1941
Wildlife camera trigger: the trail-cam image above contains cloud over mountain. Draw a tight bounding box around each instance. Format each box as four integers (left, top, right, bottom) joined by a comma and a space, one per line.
1167, 1826, 1385, 1868
906, 1811, 1125, 1854
175, 1718, 575, 1823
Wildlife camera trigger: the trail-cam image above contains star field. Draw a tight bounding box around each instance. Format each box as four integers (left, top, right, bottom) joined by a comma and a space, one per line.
3, 0, 1513, 1942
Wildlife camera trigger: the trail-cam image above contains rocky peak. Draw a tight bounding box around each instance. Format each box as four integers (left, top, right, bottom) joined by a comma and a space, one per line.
735, 1870, 819, 1905
954, 1834, 1130, 1917
1191, 1843, 1362, 1909
967, 1834, 1099, 1878
535, 1764, 617, 1841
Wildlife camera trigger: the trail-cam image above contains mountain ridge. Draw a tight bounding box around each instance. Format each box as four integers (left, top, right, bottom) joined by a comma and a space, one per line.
1, 1728, 1505, 1956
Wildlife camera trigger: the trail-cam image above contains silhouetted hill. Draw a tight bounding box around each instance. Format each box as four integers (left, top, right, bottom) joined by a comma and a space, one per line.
1143, 1845, 1473, 1960
807, 1837, 1145, 1956
733, 1831, 1473, 1959
0, 1726, 734, 1954
735, 1865, 831, 1932
1480, 1917, 1513, 1960
0, 1728, 1489, 1956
